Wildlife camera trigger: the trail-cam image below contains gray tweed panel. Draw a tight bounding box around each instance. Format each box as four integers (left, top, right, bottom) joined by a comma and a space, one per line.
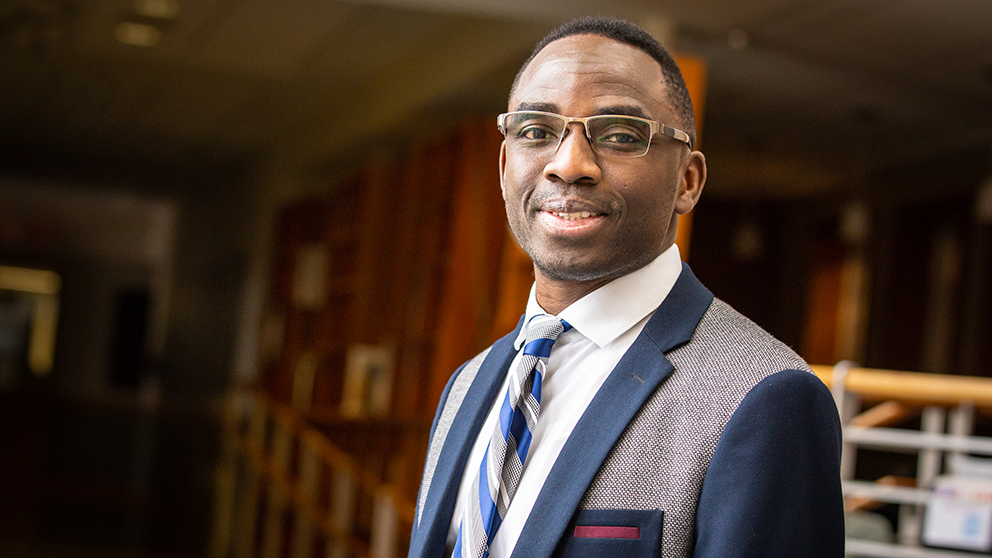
417, 347, 492, 526
579, 299, 812, 557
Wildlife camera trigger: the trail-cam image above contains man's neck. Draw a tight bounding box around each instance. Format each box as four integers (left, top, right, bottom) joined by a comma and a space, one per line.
532, 243, 680, 316
533, 273, 617, 316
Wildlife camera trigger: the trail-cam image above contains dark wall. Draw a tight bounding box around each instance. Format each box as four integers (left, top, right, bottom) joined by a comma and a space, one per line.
0, 143, 263, 557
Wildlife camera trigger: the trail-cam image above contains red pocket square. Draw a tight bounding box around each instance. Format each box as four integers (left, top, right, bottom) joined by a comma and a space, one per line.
573, 526, 640, 540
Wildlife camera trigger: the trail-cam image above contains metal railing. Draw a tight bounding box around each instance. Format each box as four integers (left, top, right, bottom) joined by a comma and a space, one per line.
813, 363, 992, 557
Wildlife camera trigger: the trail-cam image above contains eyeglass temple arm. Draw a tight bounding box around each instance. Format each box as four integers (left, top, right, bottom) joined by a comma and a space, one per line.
661, 124, 693, 149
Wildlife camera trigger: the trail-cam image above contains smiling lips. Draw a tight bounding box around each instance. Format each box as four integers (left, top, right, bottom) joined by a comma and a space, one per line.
552, 211, 595, 221
534, 197, 609, 232
538, 208, 606, 235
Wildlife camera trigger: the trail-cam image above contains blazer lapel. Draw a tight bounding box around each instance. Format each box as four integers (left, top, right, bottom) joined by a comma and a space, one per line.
411, 320, 522, 558
511, 264, 714, 558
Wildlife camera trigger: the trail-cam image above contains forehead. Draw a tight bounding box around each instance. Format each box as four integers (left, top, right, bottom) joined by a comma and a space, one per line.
511, 34, 671, 118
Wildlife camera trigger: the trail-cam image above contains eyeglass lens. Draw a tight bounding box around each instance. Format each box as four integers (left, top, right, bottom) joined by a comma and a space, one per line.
503, 112, 653, 157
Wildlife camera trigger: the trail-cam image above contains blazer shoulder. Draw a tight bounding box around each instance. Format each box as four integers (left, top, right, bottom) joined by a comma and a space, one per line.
670, 297, 811, 377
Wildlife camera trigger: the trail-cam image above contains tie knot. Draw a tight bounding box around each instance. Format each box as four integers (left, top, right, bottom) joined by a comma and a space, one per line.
522, 314, 569, 358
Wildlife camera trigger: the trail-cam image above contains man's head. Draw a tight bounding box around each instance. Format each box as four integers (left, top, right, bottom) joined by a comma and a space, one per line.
499, 17, 707, 312
510, 17, 697, 148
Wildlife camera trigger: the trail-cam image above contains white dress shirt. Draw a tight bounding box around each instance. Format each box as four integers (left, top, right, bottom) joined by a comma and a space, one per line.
446, 244, 683, 557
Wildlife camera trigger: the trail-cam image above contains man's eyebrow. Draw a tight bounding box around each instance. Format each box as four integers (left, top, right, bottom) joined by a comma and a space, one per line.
512, 102, 652, 120
515, 102, 559, 113
593, 105, 650, 119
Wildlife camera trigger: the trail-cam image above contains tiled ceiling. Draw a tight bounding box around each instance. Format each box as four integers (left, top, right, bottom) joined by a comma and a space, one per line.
1, 0, 990, 196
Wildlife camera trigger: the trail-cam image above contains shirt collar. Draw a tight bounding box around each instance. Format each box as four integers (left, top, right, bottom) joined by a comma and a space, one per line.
515, 244, 683, 350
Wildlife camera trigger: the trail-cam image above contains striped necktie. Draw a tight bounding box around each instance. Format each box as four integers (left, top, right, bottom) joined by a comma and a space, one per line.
453, 314, 570, 558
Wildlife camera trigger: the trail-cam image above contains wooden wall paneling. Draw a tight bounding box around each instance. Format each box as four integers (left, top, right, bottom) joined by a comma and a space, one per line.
428, 118, 507, 410
672, 53, 707, 262
263, 204, 301, 402
477, 119, 512, 335
489, 231, 532, 344
267, 200, 329, 405
802, 240, 845, 365
309, 350, 346, 420
309, 183, 360, 415
395, 138, 458, 417
350, 162, 399, 345
384, 137, 462, 498
388, 145, 429, 419
673, 53, 707, 146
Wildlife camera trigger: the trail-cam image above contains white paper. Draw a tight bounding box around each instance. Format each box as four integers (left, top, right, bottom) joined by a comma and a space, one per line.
923, 476, 992, 552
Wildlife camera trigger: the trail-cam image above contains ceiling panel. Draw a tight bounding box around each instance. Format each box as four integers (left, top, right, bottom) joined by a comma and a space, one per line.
309, 7, 455, 82
197, 0, 359, 79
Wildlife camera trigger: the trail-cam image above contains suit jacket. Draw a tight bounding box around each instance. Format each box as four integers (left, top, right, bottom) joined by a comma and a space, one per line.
410, 265, 844, 558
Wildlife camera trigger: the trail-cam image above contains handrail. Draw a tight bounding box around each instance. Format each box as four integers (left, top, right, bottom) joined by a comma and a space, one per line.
221, 390, 419, 558
811, 365, 992, 408
261, 393, 417, 524
816, 363, 992, 557
237, 435, 370, 557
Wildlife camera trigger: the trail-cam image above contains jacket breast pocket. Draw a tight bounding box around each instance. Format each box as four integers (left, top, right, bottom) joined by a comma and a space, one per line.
551, 508, 663, 558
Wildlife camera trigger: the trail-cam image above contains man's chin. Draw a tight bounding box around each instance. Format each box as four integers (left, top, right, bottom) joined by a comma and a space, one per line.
531, 248, 659, 285
533, 258, 622, 284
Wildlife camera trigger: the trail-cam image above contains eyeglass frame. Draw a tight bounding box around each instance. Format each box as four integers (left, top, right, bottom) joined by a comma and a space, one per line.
497, 110, 693, 157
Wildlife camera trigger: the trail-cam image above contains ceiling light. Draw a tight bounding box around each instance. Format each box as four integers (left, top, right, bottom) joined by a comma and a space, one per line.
0, 266, 62, 295
133, 0, 181, 19
115, 21, 162, 46
727, 28, 749, 50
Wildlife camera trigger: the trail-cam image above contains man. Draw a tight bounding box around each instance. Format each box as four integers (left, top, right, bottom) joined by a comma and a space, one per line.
409, 16, 844, 558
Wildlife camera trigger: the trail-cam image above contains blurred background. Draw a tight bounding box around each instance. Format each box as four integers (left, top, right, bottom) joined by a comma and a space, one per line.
1, 0, 991, 557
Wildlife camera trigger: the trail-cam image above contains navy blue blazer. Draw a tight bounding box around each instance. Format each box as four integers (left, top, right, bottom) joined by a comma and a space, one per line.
410, 265, 844, 557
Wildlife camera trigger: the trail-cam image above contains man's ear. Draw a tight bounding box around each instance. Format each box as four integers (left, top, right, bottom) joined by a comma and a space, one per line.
675, 150, 706, 215
499, 141, 508, 200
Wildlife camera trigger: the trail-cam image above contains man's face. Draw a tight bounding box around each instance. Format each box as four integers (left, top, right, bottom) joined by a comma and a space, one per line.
501, 34, 701, 287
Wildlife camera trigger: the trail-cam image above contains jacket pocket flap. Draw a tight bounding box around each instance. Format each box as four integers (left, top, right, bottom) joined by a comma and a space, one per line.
552, 508, 663, 558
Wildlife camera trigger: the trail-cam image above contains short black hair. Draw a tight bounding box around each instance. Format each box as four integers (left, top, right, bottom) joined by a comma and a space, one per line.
510, 16, 697, 147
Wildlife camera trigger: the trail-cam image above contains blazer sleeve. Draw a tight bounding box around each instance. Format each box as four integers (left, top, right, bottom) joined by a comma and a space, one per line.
693, 369, 845, 557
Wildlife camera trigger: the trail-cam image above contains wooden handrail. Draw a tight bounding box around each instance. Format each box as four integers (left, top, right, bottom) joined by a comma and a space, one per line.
238, 436, 370, 557
811, 364, 992, 409
224, 390, 419, 558
258, 393, 417, 524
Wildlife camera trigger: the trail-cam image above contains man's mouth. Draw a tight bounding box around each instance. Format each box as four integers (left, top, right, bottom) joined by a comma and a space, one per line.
551, 211, 595, 221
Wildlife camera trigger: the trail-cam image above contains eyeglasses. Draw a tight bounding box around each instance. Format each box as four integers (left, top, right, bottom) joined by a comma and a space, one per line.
497, 110, 692, 157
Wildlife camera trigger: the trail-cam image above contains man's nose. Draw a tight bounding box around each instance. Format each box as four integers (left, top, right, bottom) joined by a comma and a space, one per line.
544, 123, 602, 185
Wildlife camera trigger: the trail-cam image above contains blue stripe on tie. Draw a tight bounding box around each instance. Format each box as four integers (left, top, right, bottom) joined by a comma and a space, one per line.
498, 391, 514, 439
514, 421, 532, 465
487, 512, 503, 555
478, 451, 496, 529
508, 408, 528, 459
453, 523, 463, 558
513, 376, 540, 464
524, 337, 556, 358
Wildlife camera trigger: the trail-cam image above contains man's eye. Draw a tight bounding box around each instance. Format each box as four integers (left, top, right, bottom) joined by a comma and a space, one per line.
518, 126, 557, 141
600, 132, 640, 144
598, 125, 647, 144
